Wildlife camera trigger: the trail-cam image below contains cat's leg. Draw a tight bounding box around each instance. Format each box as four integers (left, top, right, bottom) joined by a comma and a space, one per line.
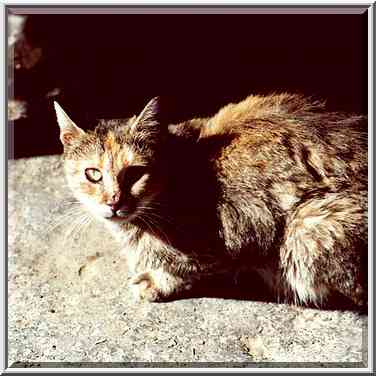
129, 269, 194, 302
280, 191, 367, 307
124, 243, 198, 302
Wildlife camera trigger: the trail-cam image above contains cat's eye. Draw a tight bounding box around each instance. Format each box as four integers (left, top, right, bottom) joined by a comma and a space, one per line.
85, 168, 102, 183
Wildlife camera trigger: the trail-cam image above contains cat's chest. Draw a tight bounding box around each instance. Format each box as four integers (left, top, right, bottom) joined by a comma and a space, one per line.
120, 231, 168, 274
104, 221, 138, 245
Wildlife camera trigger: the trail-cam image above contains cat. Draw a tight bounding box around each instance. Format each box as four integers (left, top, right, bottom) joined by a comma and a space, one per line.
54, 93, 367, 308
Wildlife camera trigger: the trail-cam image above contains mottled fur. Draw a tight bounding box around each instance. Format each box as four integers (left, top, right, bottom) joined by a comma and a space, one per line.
54, 93, 367, 308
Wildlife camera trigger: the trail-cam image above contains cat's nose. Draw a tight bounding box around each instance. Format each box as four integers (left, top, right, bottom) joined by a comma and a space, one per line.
108, 203, 118, 215
106, 192, 121, 213
107, 200, 118, 210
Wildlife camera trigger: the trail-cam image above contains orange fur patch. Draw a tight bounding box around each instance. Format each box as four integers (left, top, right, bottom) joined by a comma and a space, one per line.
80, 182, 96, 195
104, 131, 116, 151
201, 93, 323, 138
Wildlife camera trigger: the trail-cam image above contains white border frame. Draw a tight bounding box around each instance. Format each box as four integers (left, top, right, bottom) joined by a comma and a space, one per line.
2, 1, 374, 373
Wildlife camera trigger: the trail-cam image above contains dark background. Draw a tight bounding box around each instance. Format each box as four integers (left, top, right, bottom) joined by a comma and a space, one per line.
10, 12, 368, 158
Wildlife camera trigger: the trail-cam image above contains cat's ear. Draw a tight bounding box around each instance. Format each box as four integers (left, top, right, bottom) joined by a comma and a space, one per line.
54, 101, 85, 146
130, 97, 160, 136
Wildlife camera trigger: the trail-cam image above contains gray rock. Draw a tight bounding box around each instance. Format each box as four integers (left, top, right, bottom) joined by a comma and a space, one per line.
8, 156, 367, 367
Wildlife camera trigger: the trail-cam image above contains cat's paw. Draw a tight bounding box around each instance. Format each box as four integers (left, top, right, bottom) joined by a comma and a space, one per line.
130, 271, 164, 302
129, 269, 193, 302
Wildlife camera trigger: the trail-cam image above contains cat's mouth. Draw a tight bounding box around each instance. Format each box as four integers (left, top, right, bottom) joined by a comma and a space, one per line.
107, 212, 134, 223
109, 214, 128, 222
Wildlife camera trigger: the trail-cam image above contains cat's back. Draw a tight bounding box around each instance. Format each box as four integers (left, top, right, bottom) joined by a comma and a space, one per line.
199, 93, 367, 198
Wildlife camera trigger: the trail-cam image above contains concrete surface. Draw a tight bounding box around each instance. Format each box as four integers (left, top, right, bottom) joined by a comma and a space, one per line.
8, 155, 368, 368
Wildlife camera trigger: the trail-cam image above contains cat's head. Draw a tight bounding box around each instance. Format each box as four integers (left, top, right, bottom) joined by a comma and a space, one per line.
54, 97, 167, 224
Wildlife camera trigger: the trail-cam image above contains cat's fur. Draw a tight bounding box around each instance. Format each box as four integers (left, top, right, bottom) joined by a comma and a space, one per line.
54, 93, 367, 308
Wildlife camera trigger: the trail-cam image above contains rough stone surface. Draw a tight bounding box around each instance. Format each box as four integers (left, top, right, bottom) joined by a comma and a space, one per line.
8, 156, 368, 368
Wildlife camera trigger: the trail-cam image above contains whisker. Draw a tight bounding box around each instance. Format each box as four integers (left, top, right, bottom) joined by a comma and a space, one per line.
137, 215, 159, 240
45, 208, 85, 235
45, 197, 96, 248
60, 215, 84, 241
139, 212, 174, 248
70, 213, 93, 243
60, 201, 81, 208
137, 205, 186, 235
61, 212, 90, 245
69, 215, 88, 241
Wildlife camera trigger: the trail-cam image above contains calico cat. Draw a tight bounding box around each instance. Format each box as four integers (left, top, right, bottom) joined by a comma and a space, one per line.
54, 94, 367, 308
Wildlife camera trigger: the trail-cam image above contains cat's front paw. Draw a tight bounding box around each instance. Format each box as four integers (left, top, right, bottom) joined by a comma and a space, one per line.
129, 269, 193, 302
130, 271, 164, 302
